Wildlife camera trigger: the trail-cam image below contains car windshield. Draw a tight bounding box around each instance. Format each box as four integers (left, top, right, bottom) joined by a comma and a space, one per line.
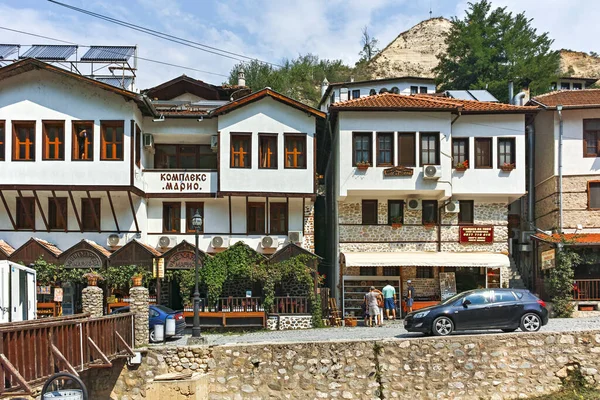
153, 305, 175, 314
440, 292, 468, 305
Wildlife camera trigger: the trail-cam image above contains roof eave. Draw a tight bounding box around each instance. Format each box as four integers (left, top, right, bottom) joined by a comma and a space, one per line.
330, 106, 458, 113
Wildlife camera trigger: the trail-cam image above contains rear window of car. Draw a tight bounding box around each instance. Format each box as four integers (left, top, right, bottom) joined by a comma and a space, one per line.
494, 291, 517, 303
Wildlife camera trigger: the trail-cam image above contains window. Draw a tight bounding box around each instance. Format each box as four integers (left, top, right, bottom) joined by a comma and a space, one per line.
100, 121, 124, 161
135, 125, 141, 168
369, 89, 376, 96
584, 119, 600, 157
0, 121, 4, 161
452, 138, 469, 168
420, 86, 428, 94
398, 133, 416, 166
162, 202, 181, 233
362, 200, 378, 225
12, 122, 35, 161
353, 132, 372, 166
16, 197, 35, 230
463, 291, 492, 305
185, 202, 203, 233
284, 134, 306, 169
360, 267, 377, 276
417, 267, 433, 279
258, 134, 277, 169
72, 122, 93, 161
247, 202, 266, 234
48, 198, 67, 230
498, 138, 516, 167
422, 200, 438, 224
383, 267, 399, 276
231, 134, 251, 168
330, 93, 335, 104
458, 200, 474, 224
589, 182, 600, 209
410, 86, 418, 94
420, 132, 439, 165
81, 198, 101, 232
573, 83, 583, 90
560, 82, 570, 90
42, 121, 65, 160
494, 291, 517, 303
154, 145, 216, 169
388, 200, 404, 224
475, 138, 492, 168
376, 132, 393, 166
270, 203, 288, 234
352, 89, 360, 99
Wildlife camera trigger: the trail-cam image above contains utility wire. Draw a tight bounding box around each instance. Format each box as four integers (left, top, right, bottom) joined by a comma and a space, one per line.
47, 0, 282, 68
0, 26, 230, 78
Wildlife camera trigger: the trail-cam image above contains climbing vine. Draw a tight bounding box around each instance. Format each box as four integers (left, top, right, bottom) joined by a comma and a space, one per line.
31, 257, 86, 285
104, 265, 152, 292
548, 243, 580, 318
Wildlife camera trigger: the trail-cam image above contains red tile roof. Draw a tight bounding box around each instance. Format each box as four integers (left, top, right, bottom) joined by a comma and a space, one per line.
532, 233, 600, 245
0, 240, 15, 256
530, 89, 600, 109
84, 239, 112, 258
33, 238, 62, 256
135, 239, 163, 257
330, 93, 537, 114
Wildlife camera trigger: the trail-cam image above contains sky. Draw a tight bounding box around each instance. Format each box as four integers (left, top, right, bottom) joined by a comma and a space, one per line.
1, 0, 599, 90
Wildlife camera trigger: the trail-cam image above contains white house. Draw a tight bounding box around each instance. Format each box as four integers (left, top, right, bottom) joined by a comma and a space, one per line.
324, 92, 536, 315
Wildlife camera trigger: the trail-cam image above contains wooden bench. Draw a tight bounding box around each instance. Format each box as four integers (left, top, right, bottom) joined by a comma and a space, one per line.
183, 311, 266, 328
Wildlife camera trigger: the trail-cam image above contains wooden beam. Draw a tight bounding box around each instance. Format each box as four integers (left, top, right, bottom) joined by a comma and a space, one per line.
0, 354, 32, 394
266, 196, 269, 235
127, 191, 140, 233
286, 196, 290, 234
17, 190, 35, 232
51, 344, 79, 377
32, 190, 49, 232
68, 190, 83, 233
228, 196, 232, 235
245, 196, 249, 236
106, 191, 121, 233
302, 197, 306, 235
86, 191, 101, 233
114, 332, 135, 356
51, 190, 68, 233
0, 190, 16, 230
87, 337, 112, 367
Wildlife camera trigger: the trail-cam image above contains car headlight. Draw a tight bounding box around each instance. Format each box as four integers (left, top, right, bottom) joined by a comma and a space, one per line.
414, 311, 430, 319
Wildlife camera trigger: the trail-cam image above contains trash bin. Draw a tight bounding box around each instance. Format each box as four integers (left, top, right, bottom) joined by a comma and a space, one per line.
166, 317, 176, 336
154, 323, 165, 342
43, 390, 83, 399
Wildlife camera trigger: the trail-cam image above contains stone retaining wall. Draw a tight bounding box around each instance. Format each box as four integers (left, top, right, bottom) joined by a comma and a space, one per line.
266, 315, 314, 330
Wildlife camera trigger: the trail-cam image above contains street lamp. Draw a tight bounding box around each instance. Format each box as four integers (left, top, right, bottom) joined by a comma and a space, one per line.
191, 210, 203, 338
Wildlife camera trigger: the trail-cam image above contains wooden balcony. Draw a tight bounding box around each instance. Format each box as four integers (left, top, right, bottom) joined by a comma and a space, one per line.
573, 279, 600, 301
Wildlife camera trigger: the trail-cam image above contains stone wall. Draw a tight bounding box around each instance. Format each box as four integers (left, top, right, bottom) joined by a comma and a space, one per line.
82, 285, 104, 317
303, 202, 315, 252
130, 286, 149, 348
267, 315, 314, 330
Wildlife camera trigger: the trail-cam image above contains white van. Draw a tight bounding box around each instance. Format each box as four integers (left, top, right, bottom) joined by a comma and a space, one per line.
0, 260, 37, 323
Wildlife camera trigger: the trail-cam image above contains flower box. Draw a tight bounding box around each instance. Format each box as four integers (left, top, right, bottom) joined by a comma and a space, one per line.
500, 163, 515, 172
392, 223, 403, 229
455, 166, 467, 172
454, 160, 468, 171
356, 163, 370, 171
132, 275, 143, 287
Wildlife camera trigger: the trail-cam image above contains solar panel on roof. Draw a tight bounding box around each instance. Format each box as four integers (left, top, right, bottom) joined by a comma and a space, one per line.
467, 90, 499, 102
446, 90, 476, 101
95, 76, 134, 88
0, 44, 19, 60
20, 45, 77, 60
81, 46, 135, 62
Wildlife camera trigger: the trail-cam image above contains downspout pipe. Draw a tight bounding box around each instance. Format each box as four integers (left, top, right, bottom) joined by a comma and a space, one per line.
557, 105, 564, 234
508, 81, 514, 105
526, 124, 535, 226
513, 92, 526, 106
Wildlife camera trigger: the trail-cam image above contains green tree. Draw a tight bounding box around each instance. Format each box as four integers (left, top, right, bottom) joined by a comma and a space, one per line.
435, 0, 560, 103
548, 245, 580, 318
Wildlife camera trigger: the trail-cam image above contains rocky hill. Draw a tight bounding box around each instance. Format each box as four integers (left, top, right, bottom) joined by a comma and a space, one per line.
369, 18, 600, 81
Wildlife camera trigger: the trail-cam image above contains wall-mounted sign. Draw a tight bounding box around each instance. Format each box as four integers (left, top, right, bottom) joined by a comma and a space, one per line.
383, 166, 414, 177
37, 285, 51, 295
145, 171, 217, 194
64, 250, 102, 269
541, 249, 556, 270
459, 226, 494, 243
54, 288, 63, 302
166, 251, 196, 270
157, 258, 165, 278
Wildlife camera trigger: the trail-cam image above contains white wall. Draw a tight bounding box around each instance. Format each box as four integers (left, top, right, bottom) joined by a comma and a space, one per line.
218, 97, 316, 193
0, 70, 141, 186
553, 109, 600, 176
534, 111, 555, 185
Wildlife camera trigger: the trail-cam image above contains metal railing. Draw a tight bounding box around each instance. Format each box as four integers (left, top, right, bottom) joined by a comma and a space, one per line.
272, 296, 310, 314
573, 279, 600, 301
0, 312, 134, 397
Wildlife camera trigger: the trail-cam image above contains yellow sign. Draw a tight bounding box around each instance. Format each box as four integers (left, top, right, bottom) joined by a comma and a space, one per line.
153, 259, 157, 278
541, 249, 556, 270
158, 258, 165, 278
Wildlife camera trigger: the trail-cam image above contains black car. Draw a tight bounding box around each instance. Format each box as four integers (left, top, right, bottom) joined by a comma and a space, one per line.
404, 288, 549, 336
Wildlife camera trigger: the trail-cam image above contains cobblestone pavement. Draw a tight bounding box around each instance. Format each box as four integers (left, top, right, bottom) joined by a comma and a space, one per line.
158, 316, 600, 347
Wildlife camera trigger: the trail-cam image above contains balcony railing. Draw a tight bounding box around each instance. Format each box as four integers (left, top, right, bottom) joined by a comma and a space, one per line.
573, 279, 600, 301
271, 296, 310, 314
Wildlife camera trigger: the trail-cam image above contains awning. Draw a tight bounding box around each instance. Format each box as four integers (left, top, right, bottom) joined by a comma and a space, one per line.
343, 252, 510, 268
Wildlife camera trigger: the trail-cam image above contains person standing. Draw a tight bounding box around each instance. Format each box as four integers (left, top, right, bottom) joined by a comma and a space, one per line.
365, 286, 381, 328
406, 280, 415, 313
382, 281, 397, 320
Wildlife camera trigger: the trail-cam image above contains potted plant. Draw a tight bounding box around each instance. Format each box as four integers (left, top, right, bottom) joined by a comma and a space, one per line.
131, 273, 143, 287
423, 222, 436, 230
82, 270, 104, 287
500, 162, 515, 172
455, 160, 468, 172
356, 161, 371, 171
391, 216, 403, 229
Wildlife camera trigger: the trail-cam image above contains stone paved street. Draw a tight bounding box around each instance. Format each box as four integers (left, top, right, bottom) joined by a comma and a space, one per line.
159, 316, 600, 347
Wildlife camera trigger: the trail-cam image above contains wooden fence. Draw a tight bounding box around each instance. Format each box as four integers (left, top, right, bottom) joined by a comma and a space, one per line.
0, 312, 135, 398
573, 279, 600, 301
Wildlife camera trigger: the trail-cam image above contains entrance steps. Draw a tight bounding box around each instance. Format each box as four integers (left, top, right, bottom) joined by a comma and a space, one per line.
507, 257, 527, 289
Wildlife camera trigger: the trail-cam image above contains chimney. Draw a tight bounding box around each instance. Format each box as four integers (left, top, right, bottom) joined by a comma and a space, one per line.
321, 77, 329, 97
508, 81, 514, 105
237, 67, 246, 87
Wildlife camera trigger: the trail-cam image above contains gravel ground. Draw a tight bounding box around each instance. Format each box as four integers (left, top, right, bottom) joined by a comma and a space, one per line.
156, 316, 600, 347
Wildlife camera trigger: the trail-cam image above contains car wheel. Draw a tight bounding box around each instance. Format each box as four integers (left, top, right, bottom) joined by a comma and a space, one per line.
149, 328, 157, 343
432, 316, 454, 336
501, 328, 517, 333
520, 313, 541, 332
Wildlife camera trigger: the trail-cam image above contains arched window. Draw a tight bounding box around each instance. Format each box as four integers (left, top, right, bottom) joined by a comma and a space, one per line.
379, 88, 388, 94
391, 87, 399, 94
369, 89, 376, 96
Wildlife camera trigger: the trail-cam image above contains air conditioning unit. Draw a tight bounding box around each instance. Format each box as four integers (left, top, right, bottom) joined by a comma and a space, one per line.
210, 135, 218, 152
520, 231, 535, 243
288, 231, 303, 244
423, 165, 442, 180
211, 236, 229, 249
143, 134, 154, 148
445, 201, 460, 214
106, 233, 125, 247
158, 236, 177, 249
261, 236, 279, 249
407, 199, 422, 211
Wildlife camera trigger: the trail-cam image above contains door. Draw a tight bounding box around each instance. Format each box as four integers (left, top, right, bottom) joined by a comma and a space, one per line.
11, 265, 23, 322
0, 265, 8, 323
452, 290, 494, 330
20, 270, 28, 321
27, 271, 36, 320
491, 290, 522, 327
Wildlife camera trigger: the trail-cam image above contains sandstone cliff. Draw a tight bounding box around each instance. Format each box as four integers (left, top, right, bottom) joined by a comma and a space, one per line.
559, 49, 600, 79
